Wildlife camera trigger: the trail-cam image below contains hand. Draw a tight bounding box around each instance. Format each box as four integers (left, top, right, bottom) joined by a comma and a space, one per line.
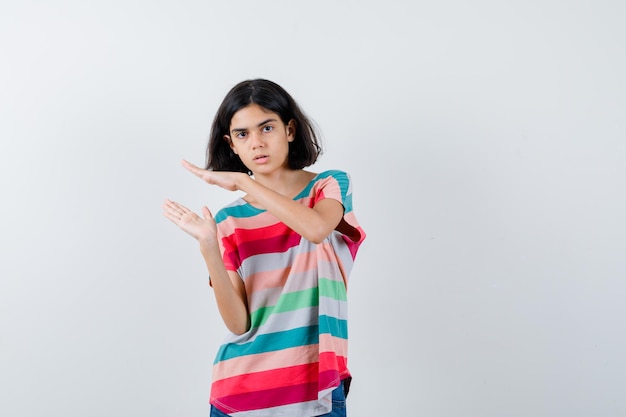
182, 160, 247, 192
162, 199, 217, 243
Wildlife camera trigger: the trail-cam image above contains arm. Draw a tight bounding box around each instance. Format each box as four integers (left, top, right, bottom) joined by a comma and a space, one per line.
198, 239, 250, 335
162, 200, 250, 335
237, 175, 344, 244
181, 160, 345, 244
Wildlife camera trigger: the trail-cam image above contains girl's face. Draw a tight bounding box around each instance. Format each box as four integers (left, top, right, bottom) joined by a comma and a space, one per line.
225, 104, 295, 175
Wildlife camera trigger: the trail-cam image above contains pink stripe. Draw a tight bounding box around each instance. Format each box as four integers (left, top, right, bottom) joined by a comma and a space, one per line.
216, 211, 282, 236
212, 345, 318, 382
319, 333, 348, 357
318, 369, 342, 391
245, 268, 291, 299
238, 232, 301, 260
213, 381, 318, 413
212, 363, 318, 398
235, 222, 292, 241
319, 351, 348, 375
243, 246, 341, 295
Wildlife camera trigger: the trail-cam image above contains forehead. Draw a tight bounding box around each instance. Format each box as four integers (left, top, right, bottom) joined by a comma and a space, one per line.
230, 104, 281, 129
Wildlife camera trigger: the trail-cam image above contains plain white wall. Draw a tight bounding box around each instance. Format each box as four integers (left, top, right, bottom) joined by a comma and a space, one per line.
1, 1, 625, 416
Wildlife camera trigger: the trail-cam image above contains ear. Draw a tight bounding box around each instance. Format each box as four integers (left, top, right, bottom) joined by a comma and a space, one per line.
287, 119, 296, 142
224, 134, 237, 154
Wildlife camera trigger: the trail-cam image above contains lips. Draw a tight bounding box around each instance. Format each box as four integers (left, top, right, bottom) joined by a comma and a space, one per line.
253, 154, 269, 162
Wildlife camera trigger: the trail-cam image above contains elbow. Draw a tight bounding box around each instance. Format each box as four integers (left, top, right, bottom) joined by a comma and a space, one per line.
227, 319, 250, 336
306, 232, 328, 245
304, 225, 333, 245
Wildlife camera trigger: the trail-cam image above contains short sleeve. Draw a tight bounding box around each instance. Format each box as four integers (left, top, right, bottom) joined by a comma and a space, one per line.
313, 170, 352, 209
214, 206, 242, 273
315, 171, 365, 249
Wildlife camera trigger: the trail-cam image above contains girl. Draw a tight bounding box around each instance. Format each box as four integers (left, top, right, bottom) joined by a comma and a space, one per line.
163, 79, 365, 417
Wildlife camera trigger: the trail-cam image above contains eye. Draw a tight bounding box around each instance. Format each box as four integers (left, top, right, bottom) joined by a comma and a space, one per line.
262, 125, 273, 133
235, 131, 247, 139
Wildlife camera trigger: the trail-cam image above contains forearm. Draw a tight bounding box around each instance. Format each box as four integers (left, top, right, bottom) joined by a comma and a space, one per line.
238, 176, 343, 244
180, 162, 343, 243
199, 241, 250, 335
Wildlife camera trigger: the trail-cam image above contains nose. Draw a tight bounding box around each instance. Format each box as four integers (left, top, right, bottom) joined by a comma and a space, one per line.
250, 131, 264, 148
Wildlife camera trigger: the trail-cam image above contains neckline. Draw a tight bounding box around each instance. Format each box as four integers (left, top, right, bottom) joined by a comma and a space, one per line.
239, 171, 321, 212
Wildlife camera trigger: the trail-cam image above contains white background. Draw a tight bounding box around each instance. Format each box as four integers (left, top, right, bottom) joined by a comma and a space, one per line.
1, 1, 625, 416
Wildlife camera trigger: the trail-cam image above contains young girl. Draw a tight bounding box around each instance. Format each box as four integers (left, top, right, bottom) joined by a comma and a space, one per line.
163, 79, 365, 417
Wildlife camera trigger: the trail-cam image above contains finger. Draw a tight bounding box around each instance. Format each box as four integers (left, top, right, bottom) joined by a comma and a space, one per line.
201, 205, 213, 219
163, 211, 181, 225
162, 200, 190, 220
162, 206, 182, 222
181, 159, 205, 178
164, 199, 190, 213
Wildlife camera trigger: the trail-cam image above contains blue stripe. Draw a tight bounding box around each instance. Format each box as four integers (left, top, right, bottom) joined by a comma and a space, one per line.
319, 315, 348, 339
214, 326, 320, 363
295, 170, 349, 200
344, 193, 353, 214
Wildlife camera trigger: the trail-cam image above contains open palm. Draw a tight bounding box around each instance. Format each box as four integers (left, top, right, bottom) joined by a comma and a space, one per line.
162, 199, 217, 242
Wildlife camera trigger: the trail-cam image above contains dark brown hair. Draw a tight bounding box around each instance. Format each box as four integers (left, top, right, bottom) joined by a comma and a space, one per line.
206, 79, 322, 172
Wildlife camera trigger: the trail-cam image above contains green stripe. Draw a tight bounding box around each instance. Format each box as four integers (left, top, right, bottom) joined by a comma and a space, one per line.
319, 278, 347, 301
250, 287, 319, 328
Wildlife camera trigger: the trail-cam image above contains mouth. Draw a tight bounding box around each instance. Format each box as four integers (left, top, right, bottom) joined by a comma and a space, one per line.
253, 154, 269, 162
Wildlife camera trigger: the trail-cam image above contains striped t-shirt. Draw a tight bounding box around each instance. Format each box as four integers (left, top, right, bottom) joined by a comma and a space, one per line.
210, 170, 365, 417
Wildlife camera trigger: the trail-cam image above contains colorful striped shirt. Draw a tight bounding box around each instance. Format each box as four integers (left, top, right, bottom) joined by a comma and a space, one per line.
210, 170, 365, 417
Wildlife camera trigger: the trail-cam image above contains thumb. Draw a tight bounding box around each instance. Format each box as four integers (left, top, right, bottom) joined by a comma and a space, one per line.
201, 206, 213, 219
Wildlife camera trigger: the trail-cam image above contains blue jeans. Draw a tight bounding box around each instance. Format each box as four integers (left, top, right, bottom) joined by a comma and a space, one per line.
321, 378, 348, 417
209, 380, 348, 417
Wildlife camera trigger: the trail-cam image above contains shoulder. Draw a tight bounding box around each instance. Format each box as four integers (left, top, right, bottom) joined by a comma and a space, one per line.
312, 170, 352, 189
315, 169, 350, 181
301, 170, 356, 206
313, 170, 353, 194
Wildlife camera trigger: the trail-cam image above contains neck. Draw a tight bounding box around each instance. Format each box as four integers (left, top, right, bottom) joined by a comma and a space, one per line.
253, 169, 311, 197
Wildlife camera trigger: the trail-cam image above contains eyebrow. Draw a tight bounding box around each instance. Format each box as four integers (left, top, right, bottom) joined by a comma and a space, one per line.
231, 118, 277, 134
